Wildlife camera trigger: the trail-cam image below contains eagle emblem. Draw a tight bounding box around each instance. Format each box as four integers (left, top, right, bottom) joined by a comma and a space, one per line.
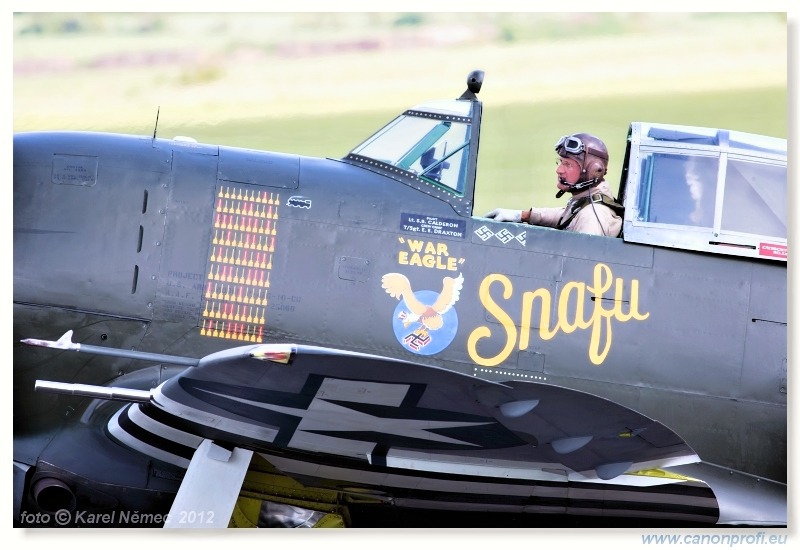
381, 273, 464, 355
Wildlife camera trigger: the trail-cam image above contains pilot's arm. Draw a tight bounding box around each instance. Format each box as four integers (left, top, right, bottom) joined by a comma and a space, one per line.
484, 208, 522, 222
485, 206, 563, 227
524, 206, 564, 228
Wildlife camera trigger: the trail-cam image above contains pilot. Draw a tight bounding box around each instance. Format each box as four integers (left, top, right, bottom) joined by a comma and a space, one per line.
485, 133, 623, 236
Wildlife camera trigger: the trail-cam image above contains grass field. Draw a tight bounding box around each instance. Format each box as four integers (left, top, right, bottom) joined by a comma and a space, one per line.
12, 13, 788, 213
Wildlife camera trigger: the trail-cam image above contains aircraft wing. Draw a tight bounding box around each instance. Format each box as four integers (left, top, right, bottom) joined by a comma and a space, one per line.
148, 344, 697, 479
107, 343, 733, 524
32, 338, 783, 525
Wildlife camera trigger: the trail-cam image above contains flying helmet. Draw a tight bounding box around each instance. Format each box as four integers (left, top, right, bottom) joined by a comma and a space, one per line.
555, 132, 609, 185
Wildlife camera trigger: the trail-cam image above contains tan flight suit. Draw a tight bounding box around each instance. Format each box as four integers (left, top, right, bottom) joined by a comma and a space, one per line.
524, 180, 622, 237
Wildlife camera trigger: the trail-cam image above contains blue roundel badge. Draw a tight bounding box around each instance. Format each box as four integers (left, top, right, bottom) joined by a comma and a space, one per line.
391, 289, 459, 356
381, 272, 464, 357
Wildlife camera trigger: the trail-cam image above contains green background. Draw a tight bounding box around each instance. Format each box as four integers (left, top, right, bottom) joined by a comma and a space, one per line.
13, 12, 787, 214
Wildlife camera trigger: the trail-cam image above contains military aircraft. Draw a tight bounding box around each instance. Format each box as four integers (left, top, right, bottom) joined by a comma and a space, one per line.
13, 70, 787, 528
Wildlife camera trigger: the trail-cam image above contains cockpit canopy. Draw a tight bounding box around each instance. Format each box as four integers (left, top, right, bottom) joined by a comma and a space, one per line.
621, 122, 787, 261
344, 97, 478, 214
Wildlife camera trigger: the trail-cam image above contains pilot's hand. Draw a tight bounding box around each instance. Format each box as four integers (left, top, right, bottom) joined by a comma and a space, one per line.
484, 208, 522, 223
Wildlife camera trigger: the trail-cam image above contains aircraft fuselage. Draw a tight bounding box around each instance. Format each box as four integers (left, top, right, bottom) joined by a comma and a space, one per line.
14, 130, 786, 487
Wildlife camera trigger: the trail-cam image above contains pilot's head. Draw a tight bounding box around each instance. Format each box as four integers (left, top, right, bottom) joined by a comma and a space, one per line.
554, 133, 608, 189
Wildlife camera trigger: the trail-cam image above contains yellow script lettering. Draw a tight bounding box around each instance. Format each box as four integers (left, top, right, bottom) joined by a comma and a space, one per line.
467, 263, 650, 367
467, 274, 517, 367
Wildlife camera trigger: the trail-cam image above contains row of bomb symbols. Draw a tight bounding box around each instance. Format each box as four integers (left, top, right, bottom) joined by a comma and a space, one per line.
217, 186, 279, 204
205, 282, 269, 306
200, 319, 265, 342
210, 247, 274, 270
216, 198, 279, 217
202, 302, 266, 325
212, 231, 275, 251
208, 265, 272, 287
214, 214, 277, 234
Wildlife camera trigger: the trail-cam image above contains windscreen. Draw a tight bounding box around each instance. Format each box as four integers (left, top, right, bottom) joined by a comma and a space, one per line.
349, 100, 472, 194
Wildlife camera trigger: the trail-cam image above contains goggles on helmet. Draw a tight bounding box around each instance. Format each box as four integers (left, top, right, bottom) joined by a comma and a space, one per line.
555, 135, 585, 154
555, 134, 608, 160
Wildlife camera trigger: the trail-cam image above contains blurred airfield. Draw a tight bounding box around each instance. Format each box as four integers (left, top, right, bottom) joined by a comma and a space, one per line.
12, 12, 787, 213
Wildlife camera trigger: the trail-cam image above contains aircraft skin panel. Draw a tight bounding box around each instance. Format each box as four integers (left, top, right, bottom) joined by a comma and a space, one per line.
153, 150, 219, 325
669, 462, 786, 526
740, 321, 787, 403
218, 147, 299, 189
471, 219, 656, 269
13, 132, 171, 318
748, 260, 787, 323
